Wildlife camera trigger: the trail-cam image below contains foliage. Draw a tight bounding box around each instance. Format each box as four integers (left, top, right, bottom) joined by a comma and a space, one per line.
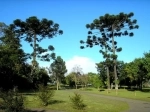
0, 88, 25, 112
80, 12, 139, 89
10, 16, 63, 62
65, 72, 76, 87
49, 56, 67, 90
37, 84, 55, 106
10, 16, 63, 85
0, 24, 32, 90
33, 67, 50, 87
80, 74, 89, 87
69, 92, 86, 110
72, 65, 83, 89
124, 54, 150, 90
87, 72, 103, 89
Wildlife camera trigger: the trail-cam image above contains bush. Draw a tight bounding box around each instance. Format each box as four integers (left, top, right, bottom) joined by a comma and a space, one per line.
0, 88, 25, 112
37, 84, 55, 106
69, 92, 86, 110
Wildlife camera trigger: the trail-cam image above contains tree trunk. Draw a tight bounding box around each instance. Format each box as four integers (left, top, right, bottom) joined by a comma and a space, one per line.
106, 66, 110, 90
76, 84, 77, 89
31, 34, 37, 79
56, 78, 59, 90
75, 75, 77, 89
111, 30, 118, 90
140, 79, 143, 90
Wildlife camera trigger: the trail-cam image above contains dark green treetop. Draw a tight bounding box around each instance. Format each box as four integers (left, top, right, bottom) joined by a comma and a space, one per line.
10, 16, 63, 62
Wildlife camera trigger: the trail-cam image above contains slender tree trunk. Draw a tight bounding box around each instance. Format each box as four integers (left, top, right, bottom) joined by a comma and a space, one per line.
76, 84, 77, 89
31, 34, 37, 80
75, 75, 77, 89
106, 66, 110, 90
56, 78, 59, 90
33, 34, 36, 66
104, 45, 110, 91
140, 79, 143, 90
111, 30, 118, 90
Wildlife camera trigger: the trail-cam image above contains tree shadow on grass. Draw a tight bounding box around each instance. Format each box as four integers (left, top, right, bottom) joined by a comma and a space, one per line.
80, 88, 93, 91
22, 93, 37, 96
0, 108, 46, 112
99, 89, 105, 92
26, 109, 46, 112
127, 88, 150, 93
141, 89, 150, 92
49, 100, 65, 105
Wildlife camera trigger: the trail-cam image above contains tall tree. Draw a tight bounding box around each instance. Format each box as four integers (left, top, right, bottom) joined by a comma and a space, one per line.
65, 72, 76, 88
143, 51, 150, 78
0, 24, 30, 89
72, 65, 83, 89
80, 12, 139, 89
80, 74, 89, 88
10, 16, 63, 79
49, 56, 67, 90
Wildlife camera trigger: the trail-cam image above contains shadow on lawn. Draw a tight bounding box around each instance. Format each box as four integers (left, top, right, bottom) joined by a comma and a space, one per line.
127, 88, 150, 92
26, 109, 46, 112
99, 89, 105, 92
22, 93, 37, 96
49, 100, 65, 105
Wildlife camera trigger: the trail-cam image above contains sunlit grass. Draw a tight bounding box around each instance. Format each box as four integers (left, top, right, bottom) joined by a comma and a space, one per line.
23, 90, 128, 112
80, 87, 150, 102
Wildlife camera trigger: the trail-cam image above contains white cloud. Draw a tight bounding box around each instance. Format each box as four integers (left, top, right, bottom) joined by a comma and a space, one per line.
38, 55, 97, 75
65, 56, 97, 74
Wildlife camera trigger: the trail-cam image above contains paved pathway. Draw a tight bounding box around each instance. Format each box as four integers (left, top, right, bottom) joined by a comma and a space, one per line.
79, 91, 150, 112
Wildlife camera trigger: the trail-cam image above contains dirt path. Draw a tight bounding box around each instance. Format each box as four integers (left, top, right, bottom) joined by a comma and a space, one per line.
79, 91, 150, 112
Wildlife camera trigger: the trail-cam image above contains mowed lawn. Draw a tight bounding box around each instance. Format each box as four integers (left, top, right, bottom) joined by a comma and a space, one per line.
79, 88, 150, 102
24, 89, 129, 112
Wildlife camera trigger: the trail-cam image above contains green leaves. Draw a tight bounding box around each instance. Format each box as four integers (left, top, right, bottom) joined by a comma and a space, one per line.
10, 16, 63, 65
48, 45, 55, 51
0, 88, 25, 111
80, 12, 139, 70
37, 84, 55, 106
69, 92, 86, 110
11, 16, 63, 41
50, 56, 67, 81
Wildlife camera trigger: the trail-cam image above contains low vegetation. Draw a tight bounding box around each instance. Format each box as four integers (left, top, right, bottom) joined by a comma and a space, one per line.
0, 88, 25, 112
24, 90, 128, 112
69, 92, 86, 110
37, 84, 55, 106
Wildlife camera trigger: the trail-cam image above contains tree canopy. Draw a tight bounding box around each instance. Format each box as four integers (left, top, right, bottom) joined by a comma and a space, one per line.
49, 56, 67, 90
80, 12, 139, 89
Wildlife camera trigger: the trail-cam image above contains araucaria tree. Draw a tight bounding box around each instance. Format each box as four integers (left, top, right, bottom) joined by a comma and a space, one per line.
10, 16, 63, 78
50, 56, 67, 90
80, 12, 139, 89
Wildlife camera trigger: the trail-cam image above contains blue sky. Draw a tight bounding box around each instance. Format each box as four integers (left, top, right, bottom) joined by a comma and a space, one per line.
0, 0, 150, 73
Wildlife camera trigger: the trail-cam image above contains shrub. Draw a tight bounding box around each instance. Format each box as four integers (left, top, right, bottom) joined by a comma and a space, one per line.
37, 84, 55, 106
0, 88, 25, 112
69, 92, 86, 110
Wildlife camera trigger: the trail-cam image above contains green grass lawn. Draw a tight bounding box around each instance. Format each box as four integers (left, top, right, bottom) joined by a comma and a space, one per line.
1, 88, 150, 112
24, 90, 129, 112
79, 87, 150, 102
